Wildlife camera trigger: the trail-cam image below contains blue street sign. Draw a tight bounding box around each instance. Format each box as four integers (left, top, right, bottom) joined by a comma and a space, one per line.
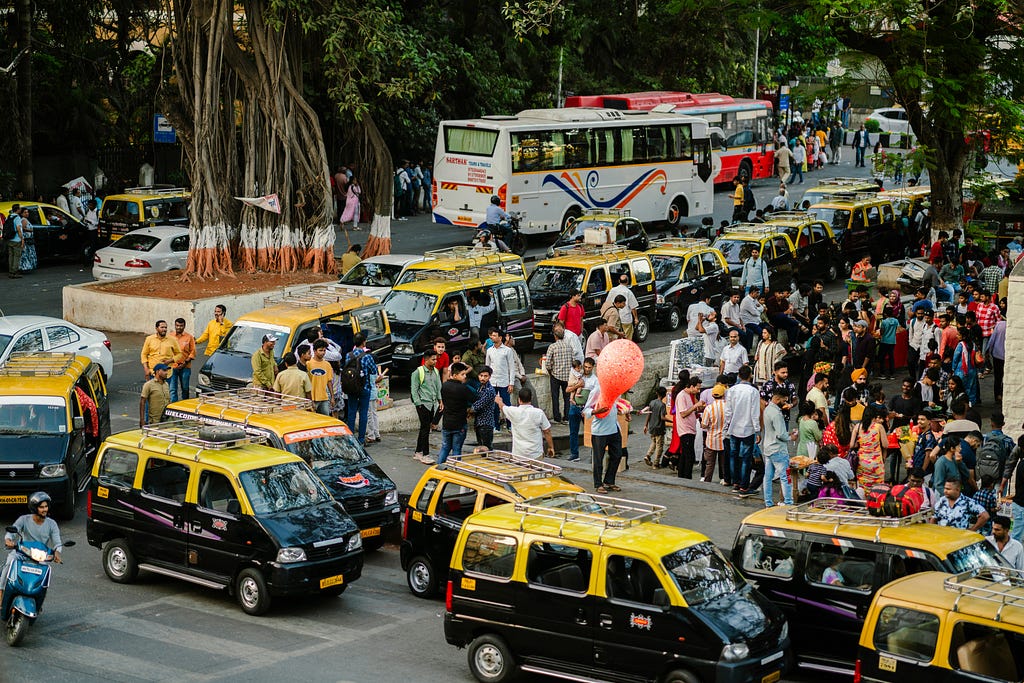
153, 114, 177, 144
779, 95, 790, 112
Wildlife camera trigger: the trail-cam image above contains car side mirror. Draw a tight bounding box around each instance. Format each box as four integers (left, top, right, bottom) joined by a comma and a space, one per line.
226, 499, 241, 515
73, 416, 85, 431
652, 588, 671, 609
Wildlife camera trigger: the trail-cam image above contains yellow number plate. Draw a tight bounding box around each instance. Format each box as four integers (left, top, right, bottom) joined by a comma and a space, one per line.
761, 672, 781, 683
0, 495, 28, 504
879, 655, 897, 672
320, 574, 344, 589
461, 577, 476, 591
533, 332, 542, 340
97, 486, 109, 499
360, 527, 381, 538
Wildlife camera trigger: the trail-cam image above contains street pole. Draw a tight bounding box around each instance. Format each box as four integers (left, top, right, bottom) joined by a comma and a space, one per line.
556, 48, 563, 107
752, 26, 760, 100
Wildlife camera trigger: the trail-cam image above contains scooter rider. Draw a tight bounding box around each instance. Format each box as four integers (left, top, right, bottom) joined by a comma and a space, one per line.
474, 230, 510, 254
485, 195, 510, 229
0, 492, 63, 605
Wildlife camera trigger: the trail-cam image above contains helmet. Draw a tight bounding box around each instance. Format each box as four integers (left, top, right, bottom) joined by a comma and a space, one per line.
28, 491, 51, 514
490, 195, 500, 206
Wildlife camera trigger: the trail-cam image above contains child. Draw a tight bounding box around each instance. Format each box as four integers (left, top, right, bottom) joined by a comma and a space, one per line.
643, 386, 668, 468
805, 446, 830, 499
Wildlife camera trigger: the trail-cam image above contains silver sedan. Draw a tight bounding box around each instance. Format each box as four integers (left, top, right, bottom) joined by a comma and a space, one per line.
92, 225, 190, 280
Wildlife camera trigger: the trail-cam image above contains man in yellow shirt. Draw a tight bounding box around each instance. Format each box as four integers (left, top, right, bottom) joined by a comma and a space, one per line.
140, 320, 182, 380
273, 353, 312, 400
251, 335, 278, 389
307, 339, 335, 415
340, 244, 362, 275
730, 176, 745, 223
196, 304, 232, 356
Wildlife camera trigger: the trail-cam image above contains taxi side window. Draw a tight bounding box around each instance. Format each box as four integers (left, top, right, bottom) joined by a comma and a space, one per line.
498, 285, 529, 314
682, 257, 701, 282
611, 263, 632, 287
887, 553, 938, 581
740, 534, 798, 578
700, 251, 722, 274
872, 605, 940, 662
798, 227, 812, 248
97, 449, 139, 489
811, 223, 829, 242
527, 542, 592, 593
198, 470, 239, 514
866, 205, 882, 226
355, 309, 387, 337
141, 458, 191, 503
851, 210, 865, 229
949, 621, 1024, 680
587, 268, 609, 295
631, 258, 653, 285
771, 236, 791, 257
414, 478, 439, 512
436, 483, 479, 523
462, 531, 517, 580
805, 542, 876, 591
606, 555, 668, 606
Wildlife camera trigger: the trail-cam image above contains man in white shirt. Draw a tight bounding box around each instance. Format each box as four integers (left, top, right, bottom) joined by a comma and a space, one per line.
719, 330, 748, 376
603, 273, 639, 340
484, 327, 517, 415
69, 188, 86, 221
55, 189, 70, 213
686, 293, 715, 339
724, 365, 761, 495
739, 287, 766, 349
720, 290, 743, 335
697, 310, 723, 366
497, 387, 554, 458
467, 291, 496, 334
558, 323, 585, 364
987, 515, 1024, 570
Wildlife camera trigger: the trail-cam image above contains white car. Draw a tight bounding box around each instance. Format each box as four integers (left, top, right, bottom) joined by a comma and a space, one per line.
865, 107, 912, 135
0, 316, 114, 378
92, 225, 190, 280
337, 254, 424, 299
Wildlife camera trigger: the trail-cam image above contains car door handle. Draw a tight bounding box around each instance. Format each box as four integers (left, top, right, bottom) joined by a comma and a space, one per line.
576, 609, 589, 625
599, 614, 613, 629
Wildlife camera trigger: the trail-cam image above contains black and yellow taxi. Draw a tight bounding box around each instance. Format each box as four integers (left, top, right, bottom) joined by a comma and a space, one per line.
86, 421, 364, 615
528, 244, 657, 343
732, 499, 1008, 673
855, 568, 1024, 683
799, 177, 881, 208
0, 201, 93, 265
545, 208, 650, 258
393, 246, 525, 285
165, 389, 400, 549
879, 185, 931, 222
763, 211, 844, 282
383, 265, 533, 375
197, 285, 391, 393
712, 224, 797, 290
0, 352, 110, 520
809, 193, 899, 271
645, 237, 731, 330
401, 450, 582, 598
446, 492, 790, 683
98, 186, 190, 242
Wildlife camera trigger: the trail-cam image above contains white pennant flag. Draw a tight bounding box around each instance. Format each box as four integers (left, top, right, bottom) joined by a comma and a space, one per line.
236, 194, 281, 214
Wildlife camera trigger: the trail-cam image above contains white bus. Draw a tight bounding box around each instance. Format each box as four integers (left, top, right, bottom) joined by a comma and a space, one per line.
431, 108, 718, 235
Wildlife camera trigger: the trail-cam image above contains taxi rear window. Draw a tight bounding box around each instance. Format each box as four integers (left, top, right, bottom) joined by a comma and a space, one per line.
462, 531, 517, 579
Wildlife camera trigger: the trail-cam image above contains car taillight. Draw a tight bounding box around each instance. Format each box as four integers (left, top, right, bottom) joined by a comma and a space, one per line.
445, 580, 453, 612
125, 259, 151, 268
853, 658, 861, 683
94, 254, 101, 263
86, 489, 92, 518
402, 507, 410, 539
497, 183, 507, 210
103, 339, 111, 349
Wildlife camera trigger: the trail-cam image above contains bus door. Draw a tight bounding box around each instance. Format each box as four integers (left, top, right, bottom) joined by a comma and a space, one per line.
694, 139, 713, 183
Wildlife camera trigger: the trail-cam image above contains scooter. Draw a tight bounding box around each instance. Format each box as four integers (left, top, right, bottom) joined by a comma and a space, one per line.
2, 526, 73, 646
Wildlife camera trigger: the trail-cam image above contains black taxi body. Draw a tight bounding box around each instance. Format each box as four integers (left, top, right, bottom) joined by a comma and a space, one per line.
645, 237, 731, 331
528, 244, 657, 345
446, 492, 790, 683
87, 422, 364, 615
0, 352, 111, 520
763, 211, 844, 282
545, 209, 651, 258
0, 201, 93, 265
809, 193, 899, 271
165, 389, 400, 548
712, 225, 797, 290
732, 499, 1008, 673
401, 451, 582, 599
97, 186, 191, 242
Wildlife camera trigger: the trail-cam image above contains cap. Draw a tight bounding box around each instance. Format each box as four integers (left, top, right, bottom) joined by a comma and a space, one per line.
853, 320, 868, 328
153, 363, 170, 372
712, 383, 726, 398
850, 368, 868, 382
262, 334, 277, 344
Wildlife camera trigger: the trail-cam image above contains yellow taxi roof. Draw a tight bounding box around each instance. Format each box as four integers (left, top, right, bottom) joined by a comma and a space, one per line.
717, 230, 790, 244
0, 354, 91, 397
239, 298, 378, 328
103, 189, 191, 201
392, 270, 525, 296
811, 195, 893, 209
104, 429, 300, 473
646, 245, 716, 258
167, 398, 349, 436
536, 248, 649, 268
407, 251, 522, 271
0, 200, 63, 214
876, 571, 1024, 627
880, 186, 931, 198
741, 506, 984, 559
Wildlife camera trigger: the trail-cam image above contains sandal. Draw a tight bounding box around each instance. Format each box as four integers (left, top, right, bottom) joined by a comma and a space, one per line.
596, 486, 609, 494
643, 456, 653, 467
608, 485, 622, 492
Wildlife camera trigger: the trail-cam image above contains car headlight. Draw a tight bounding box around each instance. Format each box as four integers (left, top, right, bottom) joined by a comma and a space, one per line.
346, 534, 363, 552
656, 294, 664, 304
721, 643, 750, 662
276, 547, 307, 563
384, 489, 399, 506
395, 344, 414, 356
40, 464, 66, 478
779, 620, 788, 643
198, 373, 211, 386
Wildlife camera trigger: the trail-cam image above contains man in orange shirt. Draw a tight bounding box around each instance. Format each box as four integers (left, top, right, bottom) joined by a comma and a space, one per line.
170, 318, 196, 402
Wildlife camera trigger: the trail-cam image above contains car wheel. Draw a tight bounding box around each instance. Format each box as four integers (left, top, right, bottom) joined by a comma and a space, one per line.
560, 207, 581, 233
827, 262, 839, 282
57, 477, 77, 521
236, 568, 272, 615
467, 634, 517, 683
666, 306, 682, 331
662, 669, 699, 683
103, 539, 139, 584
634, 315, 651, 343
407, 555, 437, 598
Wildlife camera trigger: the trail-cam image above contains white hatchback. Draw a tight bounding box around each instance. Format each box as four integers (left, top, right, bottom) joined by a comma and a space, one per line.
337, 254, 424, 299
0, 316, 114, 378
92, 225, 190, 280
865, 107, 912, 135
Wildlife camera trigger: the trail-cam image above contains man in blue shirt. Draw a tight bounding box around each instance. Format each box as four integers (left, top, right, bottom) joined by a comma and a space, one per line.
344, 333, 378, 445
932, 478, 989, 531
583, 385, 627, 493
485, 195, 510, 227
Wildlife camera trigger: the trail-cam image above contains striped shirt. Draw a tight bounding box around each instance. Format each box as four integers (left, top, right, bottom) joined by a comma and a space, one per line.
701, 399, 727, 451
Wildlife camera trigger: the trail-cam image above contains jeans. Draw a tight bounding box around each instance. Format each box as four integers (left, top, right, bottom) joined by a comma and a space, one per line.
855, 146, 866, 166
495, 386, 511, 429
549, 375, 569, 422
568, 404, 583, 459
169, 367, 191, 402
878, 343, 895, 376
961, 370, 980, 406
438, 425, 467, 464
786, 166, 803, 184
346, 391, 371, 444
475, 424, 494, 450
729, 434, 756, 489
932, 284, 955, 303
1012, 502, 1024, 543
313, 400, 331, 416
763, 449, 793, 507
592, 431, 622, 488
415, 405, 435, 455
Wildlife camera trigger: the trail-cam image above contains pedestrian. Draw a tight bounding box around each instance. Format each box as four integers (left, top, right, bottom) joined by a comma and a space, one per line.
556, 290, 585, 337
567, 357, 598, 462
438, 362, 474, 464
497, 387, 554, 459
69, 188, 86, 221
951, 327, 979, 406
5, 204, 23, 279
425, 337, 451, 382
673, 377, 704, 479
83, 199, 100, 259
141, 320, 183, 382
986, 515, 1024, 569
725, 365, 761, 496
603, 273, 639, 341
307, 339, 335, 416
139, 364, 171, 426
340, 243, 362, 274
273, 353, 312, 400
411, 349, 442, 463
602, 296, 627, 340
18, 208, 36, 273
472, 365, 498, 450
196, 304, 232, 356
787, 139, 805, 184
796, 401, 822, 458
774, 142, 793, 180
753, 329, 786, 384
546, 326, 573, 424
643, 386, 669, 468
169, 318, 195, 402
763, 387, 796, 508
851, 404, 888, 488
719, 329, 748, 377
990, 317, 1006, 403
585, 319, 611, 358
852, 124, 870, 168
484, 327, 517, 423
584, 385, 627, 493
344, 333, 377, 445
740, 247, 770, 294
250, 334, 278, 390
931, 478, 989, 531
467, 291, 496, 338
730, 176, 746, 222
700, 383, 728, 483
340, 175, 361, 230
55, 189, 70, 213
461, 336, 486, 392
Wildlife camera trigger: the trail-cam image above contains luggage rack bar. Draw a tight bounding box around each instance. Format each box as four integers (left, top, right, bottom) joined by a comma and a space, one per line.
124, 186, 188, 195
579, 207, 630, 217
422, 246, 505, 261
765, 211, 817, 222
406, 263, 506, 282
552, 244, 630, 257
515, 492, 665, 544
820, 192, 881, 203
139, 420, 267, 455
439, 450, 562, 484
816, 177, 880, 186
724, 223, 785, 236
0, 352, 78, 376
945, 568, 1024, 622
264, 284, 367, 308
786, 498, 929, 542
194, 388, 313, 421
648, 237, 710, 249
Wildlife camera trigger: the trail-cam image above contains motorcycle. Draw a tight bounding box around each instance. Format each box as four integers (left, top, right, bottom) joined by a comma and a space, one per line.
475, 211, 527, 256
2, 526, 74, 646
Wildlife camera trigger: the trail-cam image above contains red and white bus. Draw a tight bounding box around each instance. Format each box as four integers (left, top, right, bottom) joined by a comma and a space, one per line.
564, 92, 775, 184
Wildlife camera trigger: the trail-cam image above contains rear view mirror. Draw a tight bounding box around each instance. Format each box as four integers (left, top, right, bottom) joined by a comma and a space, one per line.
652, 588, 671, 608
73, 416, 85, 431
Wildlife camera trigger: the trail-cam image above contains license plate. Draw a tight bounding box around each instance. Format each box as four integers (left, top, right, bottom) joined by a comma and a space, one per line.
360, 527, 381, 538
319, 574, 344, 589
533, 332, 542, 339
0, 495, 28, 504
761, 671, 781, 683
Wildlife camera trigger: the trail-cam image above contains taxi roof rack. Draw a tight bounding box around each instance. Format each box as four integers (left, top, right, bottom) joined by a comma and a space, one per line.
647, 237, 710, 249
551, 243, 630, 258
819, 192, 883, 203
123, 185, 188, 195
785, 498, 930, 542
944, 568, 1024, 622
139, 420, 267, 457
194, 388, 313, 423
514, 492, 665, 544
406, 262, 507, 283
422, 246, 512, 262
765, 211, 817, 223
723, 222, 785, 236
438, 450, 563, 485
579, 207, 631, 218
815, 177, 880, 187
264, 284, 369, 308
0, 352, 78, 377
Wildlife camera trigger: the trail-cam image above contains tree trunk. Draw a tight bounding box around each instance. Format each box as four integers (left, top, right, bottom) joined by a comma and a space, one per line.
355, 114, 394, 258
14, 0, 32, 195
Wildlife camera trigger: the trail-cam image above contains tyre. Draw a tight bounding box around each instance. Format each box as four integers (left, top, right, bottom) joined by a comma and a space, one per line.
406, 555, 437, 598
739, 158, 753, 181
667, 196, 687, 229
467, 633, 517, 683
666, 306, 682, 332
509, 233, 526, 257
199, 425, 248, 442
103, 539, 139, 584
5, 613, 29, 647
560, 207, 581, 233
662, 669, 699, 683
827, 261, 839, 282
323, 584, 347, 597
634, 314, 651, 343
236, 568, 272, 615
57, 477, 77, 521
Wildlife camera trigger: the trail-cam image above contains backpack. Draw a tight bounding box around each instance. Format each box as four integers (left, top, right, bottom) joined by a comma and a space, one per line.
864, 483, 892, 517
886, 484, 924, 517
976, 435, 1011, 484
2, 215, 15, 241
742, 185, 756, 213
340, 350, 366, 397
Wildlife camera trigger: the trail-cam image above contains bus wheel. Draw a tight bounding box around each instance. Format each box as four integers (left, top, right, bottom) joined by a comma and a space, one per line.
667, 197, 687, 228
561, 207, 581, 232
740, 158, 753, 181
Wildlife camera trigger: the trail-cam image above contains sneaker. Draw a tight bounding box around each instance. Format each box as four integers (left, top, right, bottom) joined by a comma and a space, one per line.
643, 456, 653, 467
720, 480, 728, 486
418, 456, 436, 465
567, 455, 580, 462
737, 489, 755, 498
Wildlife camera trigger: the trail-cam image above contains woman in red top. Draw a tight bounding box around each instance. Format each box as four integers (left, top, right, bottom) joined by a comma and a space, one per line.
556, 291, 585, 336
821, 401, 854, 459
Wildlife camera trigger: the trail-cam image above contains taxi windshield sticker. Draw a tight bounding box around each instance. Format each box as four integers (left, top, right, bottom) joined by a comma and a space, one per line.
283, 425, 353, 444
630, 613, 653, 630
338, 474, 369, 488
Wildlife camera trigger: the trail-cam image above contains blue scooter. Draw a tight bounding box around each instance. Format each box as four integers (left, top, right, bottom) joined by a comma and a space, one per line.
2, 526, 74, 646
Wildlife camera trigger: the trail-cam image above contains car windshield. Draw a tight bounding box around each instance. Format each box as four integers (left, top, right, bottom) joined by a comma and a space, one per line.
528, 266, 584, 294
283, 429, 369, 469
650, 255, 682, 282
383, 290, 437, 326
813, 208, 851, 235
802, 191, 827, 206
238, 461, 332, 514
555, 219, 615, 245
712, 239, 757, 265
220, 324, 288, 358
0, 397, 67, 434
111, 234, 161, 252
340, 261, 404, 287
946, 540, 1008, 573
662, 541, 745, 606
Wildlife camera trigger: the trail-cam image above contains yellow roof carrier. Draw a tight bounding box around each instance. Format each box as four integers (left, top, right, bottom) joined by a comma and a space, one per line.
138, 420, 267, 457
815, 177, 879, 186
193, 388, 313, 422
818, 192, 882, 203
123, 186, 188, 195
944, 567, 1024, 621
723, 223, 786, 236
0, 352, 78, 377
648, 237, 711, 249
551, 243, 631, 258
405, 262, 508, 283
514, 492, 665, 544
439, 450, 563, 485
785, 498, 930, 542
263, 284, 369, 308
579, 208, 631, 218
765, 211, 817, 222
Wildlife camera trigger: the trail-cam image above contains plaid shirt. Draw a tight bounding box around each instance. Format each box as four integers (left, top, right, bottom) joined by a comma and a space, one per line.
545, 339, 574, 382
979, 265, 1004, 295
345, 348, 378, 391
975, 302, 1001, 337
